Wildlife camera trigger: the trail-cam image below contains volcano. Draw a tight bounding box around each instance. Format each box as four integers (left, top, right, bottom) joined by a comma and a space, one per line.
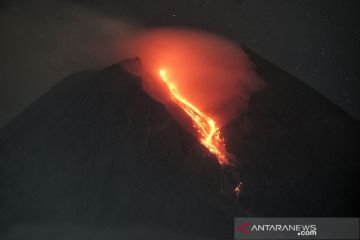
0, 49, 358, 239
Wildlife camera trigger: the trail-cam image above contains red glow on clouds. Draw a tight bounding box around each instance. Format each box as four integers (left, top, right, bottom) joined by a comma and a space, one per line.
120, 28, 262, 163
121, 28, 261, 125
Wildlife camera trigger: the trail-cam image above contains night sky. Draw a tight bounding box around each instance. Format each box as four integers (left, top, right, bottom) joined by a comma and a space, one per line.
1, 0, 359, 125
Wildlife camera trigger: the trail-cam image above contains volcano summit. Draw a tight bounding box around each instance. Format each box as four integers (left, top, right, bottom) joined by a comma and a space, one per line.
0, 50, 358, 239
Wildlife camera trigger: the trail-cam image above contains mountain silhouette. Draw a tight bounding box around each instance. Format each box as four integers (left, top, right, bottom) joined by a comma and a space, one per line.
0, 50, 358, 239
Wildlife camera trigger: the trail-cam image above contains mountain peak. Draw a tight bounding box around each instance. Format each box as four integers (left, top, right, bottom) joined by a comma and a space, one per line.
0, 52, 358, 239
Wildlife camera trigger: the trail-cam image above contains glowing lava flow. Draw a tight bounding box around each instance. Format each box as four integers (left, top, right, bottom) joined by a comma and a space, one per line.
159, 69, 229, 166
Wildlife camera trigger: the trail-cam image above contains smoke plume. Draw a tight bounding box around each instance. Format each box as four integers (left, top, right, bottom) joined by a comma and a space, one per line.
0, 1, 262, 131
120, 28, 263, 126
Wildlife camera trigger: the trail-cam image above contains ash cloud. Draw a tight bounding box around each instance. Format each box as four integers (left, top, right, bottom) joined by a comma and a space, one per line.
0, 0, 138, 127
120, 28, 263, 126
0, 2, 262, 130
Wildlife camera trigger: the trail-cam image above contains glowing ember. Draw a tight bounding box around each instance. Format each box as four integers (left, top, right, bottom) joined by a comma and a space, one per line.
234, 182, 243, 193
234, 182, 243, 202
159, 69, 229, 166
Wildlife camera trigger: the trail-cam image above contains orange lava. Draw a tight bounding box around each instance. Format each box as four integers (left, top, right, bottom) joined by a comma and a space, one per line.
159, 69, 229, 166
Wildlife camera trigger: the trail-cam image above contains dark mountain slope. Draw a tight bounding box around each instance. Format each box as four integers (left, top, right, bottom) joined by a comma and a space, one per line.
0, 60, 240, 240
0, 49, 358, 239
224, 48, 359, 216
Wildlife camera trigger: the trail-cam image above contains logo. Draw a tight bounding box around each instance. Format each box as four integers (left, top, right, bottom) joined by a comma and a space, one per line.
236, 223, 317, 236
234, 218, 359, 239
236, 222, 251, 234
